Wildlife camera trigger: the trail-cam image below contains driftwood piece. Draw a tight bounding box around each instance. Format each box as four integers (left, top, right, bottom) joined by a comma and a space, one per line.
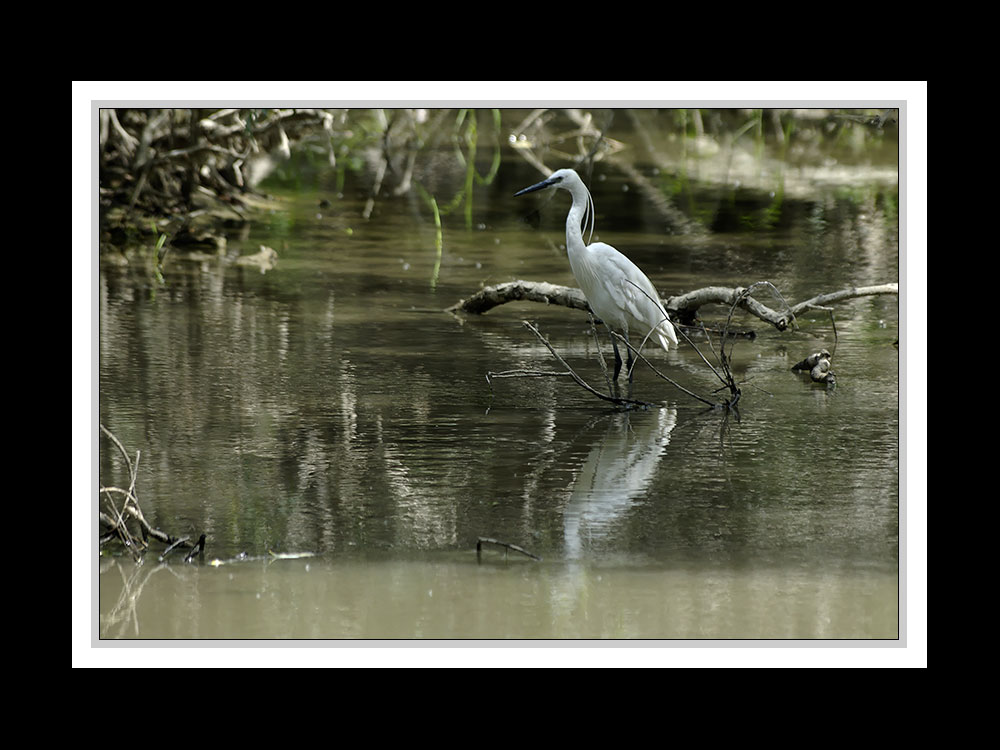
448, 279, 898, 333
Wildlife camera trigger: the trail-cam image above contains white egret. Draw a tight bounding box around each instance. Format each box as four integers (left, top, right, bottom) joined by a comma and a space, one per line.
515, 168, 678, 383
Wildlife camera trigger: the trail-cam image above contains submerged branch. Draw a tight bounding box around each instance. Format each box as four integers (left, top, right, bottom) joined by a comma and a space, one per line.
476, 537, 542, 562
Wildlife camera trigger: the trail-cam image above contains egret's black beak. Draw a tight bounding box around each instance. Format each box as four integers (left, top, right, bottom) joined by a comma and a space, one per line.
514, 176, 558, 197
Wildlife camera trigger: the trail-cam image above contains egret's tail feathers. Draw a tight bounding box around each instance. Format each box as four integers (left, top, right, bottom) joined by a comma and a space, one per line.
649, 318, 678, 352
662, 319, 679, 350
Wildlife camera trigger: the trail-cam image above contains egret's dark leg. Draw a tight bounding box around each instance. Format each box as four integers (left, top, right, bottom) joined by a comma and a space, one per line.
610, 331, 623, 382
625, 332, 635, 384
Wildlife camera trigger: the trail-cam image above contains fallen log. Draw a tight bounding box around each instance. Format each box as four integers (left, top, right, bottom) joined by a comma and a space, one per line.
448, 279, 898, 333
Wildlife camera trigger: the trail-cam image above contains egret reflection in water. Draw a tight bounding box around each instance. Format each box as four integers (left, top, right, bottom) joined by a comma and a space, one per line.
563, 407, 678, 560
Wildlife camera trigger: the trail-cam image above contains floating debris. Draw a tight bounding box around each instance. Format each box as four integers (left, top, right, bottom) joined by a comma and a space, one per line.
234, 245, 278, 273
267, 550, 317, 560
792, 349, 836, 385
791, 349, 831, 372
206, 549, 316, 567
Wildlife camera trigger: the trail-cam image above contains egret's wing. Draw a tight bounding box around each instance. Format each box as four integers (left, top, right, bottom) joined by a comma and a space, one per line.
589, 243, 677, 350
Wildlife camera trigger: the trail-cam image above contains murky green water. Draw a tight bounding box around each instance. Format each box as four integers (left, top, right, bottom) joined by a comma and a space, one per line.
98, 110, 899, 640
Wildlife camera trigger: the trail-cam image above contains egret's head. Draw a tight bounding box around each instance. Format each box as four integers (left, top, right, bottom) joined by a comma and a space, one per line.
514, 168, 594, 245
513, 168, 581, 197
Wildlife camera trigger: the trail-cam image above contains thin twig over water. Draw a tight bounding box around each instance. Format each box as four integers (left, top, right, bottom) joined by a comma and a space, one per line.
476, 537, 542, 562
521, 321, 658, 409
99, 425, 206, 562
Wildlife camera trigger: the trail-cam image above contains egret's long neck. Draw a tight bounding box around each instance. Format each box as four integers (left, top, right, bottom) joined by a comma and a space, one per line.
564, 182, 591, 253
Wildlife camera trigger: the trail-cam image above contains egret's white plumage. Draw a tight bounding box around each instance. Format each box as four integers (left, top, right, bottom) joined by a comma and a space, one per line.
515, 168, 677, 381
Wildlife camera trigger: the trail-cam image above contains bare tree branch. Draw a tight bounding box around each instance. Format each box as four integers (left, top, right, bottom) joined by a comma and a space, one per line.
788, 284, 899, 317
448, 280, 589, 316
99, 425, 205, 561
448, 279, 898, 333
